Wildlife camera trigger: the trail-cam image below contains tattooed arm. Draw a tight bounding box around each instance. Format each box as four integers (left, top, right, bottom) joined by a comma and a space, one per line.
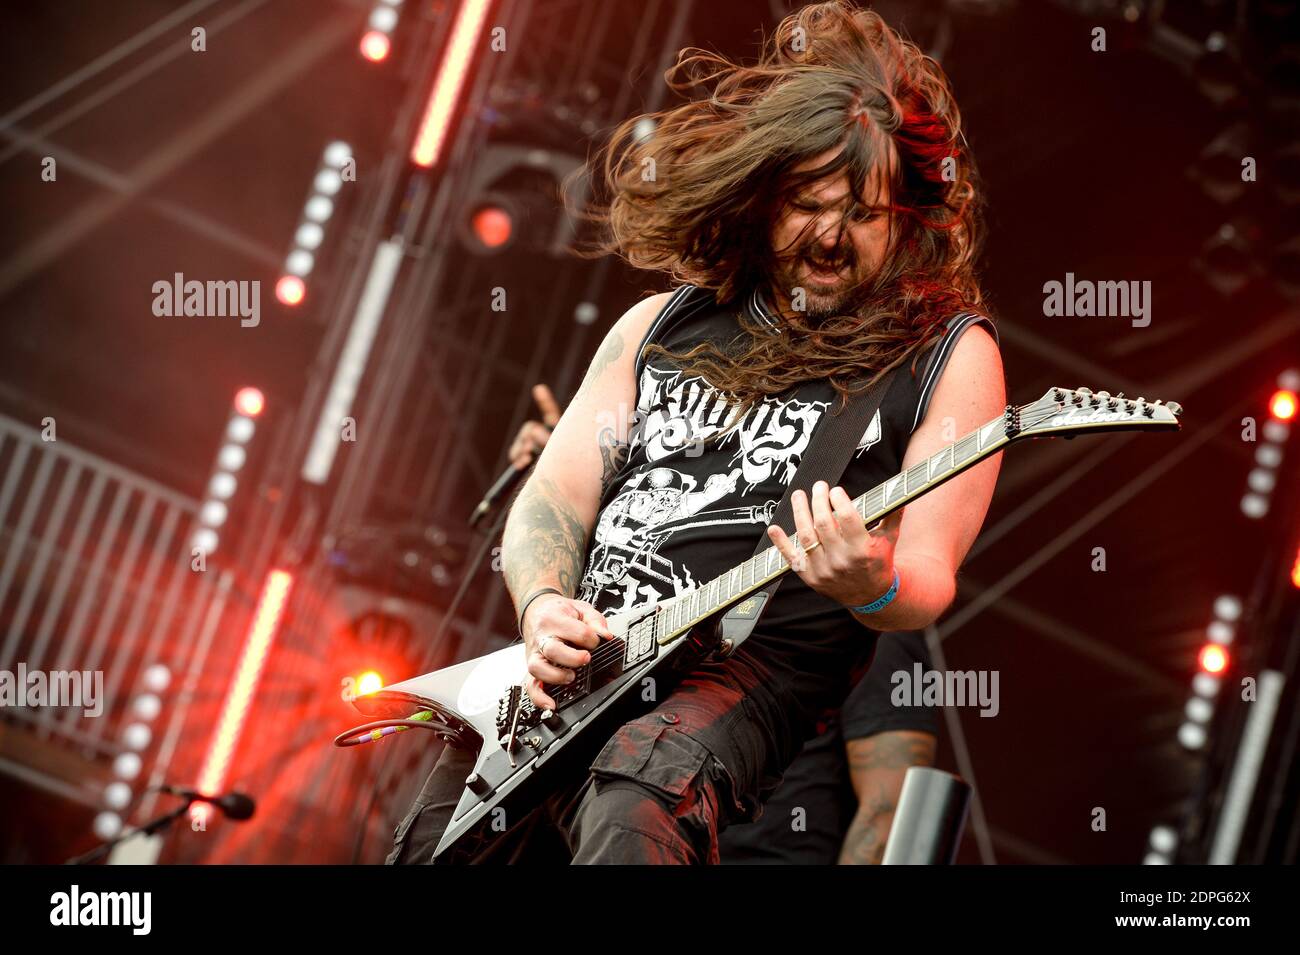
837, 730, 937, 865
502, 291, 672, 711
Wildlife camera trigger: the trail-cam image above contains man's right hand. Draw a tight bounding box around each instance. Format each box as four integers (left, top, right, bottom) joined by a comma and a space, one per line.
507, 384, 564, 469
520, 593, 613, 711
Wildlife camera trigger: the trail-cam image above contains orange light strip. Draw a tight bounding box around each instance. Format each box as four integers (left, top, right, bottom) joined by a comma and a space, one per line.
190, 569, 294, 822
410, 0, 493, 168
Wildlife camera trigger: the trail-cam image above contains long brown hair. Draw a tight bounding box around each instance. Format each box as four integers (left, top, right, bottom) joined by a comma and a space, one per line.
584, 1, 986, 417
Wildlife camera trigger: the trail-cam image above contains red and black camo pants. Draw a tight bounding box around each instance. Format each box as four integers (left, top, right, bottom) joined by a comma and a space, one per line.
386, 650, 798, 864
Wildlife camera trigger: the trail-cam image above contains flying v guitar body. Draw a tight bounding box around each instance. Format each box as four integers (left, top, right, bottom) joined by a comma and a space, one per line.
351, 603, 723, 863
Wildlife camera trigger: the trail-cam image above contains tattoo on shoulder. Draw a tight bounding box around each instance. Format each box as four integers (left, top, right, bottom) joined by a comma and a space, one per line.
579, 329, 624, 394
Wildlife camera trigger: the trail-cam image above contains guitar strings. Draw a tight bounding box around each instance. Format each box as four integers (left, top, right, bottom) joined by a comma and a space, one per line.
541, 401, 1069, 694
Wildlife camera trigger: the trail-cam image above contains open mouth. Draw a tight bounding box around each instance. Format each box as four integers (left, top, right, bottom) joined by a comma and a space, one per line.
803, 258, 847, 283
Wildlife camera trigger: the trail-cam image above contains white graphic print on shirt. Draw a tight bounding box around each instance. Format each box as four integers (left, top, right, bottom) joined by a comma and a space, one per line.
578, 363, 884, 614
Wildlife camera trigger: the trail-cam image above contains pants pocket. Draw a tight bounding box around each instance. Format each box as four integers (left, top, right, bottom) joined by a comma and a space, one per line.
589, 714, 711, 805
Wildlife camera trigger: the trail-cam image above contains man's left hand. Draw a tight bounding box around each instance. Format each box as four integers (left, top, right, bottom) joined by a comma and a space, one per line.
766, 480, 901, 609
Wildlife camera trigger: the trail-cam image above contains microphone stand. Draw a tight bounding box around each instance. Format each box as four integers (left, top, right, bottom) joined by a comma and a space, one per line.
65, 798, 195, 865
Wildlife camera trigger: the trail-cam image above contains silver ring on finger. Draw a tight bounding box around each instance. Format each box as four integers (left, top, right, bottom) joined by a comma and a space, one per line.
535, 634, 553, 658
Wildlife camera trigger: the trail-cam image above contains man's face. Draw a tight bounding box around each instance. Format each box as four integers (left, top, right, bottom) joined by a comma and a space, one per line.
768, 148, 893, 322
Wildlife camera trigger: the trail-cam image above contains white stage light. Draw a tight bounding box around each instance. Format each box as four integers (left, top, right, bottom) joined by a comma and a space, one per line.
93, 812, 123, 840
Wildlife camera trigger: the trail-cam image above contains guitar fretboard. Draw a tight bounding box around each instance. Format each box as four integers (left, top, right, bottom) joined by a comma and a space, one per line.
651, 415, 1009, 644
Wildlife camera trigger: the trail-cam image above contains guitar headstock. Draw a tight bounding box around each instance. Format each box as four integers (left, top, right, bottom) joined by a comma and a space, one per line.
1014, 387, 1182, 439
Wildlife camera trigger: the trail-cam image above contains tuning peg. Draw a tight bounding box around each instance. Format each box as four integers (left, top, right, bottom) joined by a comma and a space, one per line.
1076, 387, 1092, 395
1166, 401, 1182, 415
1115, 392, 1124, 399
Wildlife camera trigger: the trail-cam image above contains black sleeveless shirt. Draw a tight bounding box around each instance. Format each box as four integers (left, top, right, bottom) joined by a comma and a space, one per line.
577, 285, 996, 724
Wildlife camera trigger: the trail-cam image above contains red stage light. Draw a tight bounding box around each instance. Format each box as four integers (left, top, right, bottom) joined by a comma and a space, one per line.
234, 387, 265, 418
471, 206, 512, 249
1199, 643, 1229, 675
275, 275, 306, 306
1291, 548, 1300, 589
359, 30, 391, 63
411, 0, 493, 167
357, 671, 384, 696
191, 569, 294, 824
1269, 389, 1297, 421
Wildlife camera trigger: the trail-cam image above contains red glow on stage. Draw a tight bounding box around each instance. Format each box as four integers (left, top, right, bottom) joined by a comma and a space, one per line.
191, 569, 294, 825
275, 275, 306, 306
234, 387, 265, 418
359, 30, 391, 63
471, 206, 512, 248
1269, 389, 1297, 421
1292, 548, 1300, 589
410, 0, 493, 168
357, 671, 384, 696
1199, 643, 1228, 675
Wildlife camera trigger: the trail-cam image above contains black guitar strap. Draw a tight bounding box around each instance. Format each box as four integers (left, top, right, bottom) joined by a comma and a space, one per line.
714, 366, 900, 653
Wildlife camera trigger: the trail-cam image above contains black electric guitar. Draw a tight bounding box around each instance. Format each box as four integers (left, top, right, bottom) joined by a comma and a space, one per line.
349, 387, 1181, 862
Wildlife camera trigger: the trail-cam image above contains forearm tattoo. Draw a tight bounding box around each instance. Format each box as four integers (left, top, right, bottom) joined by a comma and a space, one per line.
503, 477, 588, 606
503, 327, 627, 609
838, 732, 937, 865
839, 793, 896, 866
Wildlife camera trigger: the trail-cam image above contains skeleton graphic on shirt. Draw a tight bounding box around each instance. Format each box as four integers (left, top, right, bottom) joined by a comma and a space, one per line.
579, 364, 884, 614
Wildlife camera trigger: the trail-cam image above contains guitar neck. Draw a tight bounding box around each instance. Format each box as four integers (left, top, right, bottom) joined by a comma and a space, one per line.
651, 411, 1013, 645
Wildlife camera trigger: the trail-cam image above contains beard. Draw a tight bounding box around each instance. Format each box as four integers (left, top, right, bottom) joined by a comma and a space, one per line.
772, 243, 871, 323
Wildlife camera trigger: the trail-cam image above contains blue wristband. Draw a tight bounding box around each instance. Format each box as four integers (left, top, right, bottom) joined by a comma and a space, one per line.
849, 568, 900, 615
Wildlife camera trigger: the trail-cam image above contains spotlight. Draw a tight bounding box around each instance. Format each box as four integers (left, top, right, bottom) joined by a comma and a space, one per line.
1199, 222, 1257, 297
276, 274, 306, 306
1192, 124, 1252, 205
1269, 389, 1297, 421
360, 30, 391, 63
472, 205, 513, 249
1179, 721, 1207, 750
1198, 643, 1228, 675
234, 387, 266, 418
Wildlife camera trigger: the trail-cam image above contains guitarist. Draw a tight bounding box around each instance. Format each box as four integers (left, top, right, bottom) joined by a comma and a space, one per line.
388, 0, 1003, 864
477, 391, 943, 866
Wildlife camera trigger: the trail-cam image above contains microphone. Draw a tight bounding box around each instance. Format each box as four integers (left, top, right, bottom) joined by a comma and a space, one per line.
469, 463, 529, 528
158, 785, 256, 821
